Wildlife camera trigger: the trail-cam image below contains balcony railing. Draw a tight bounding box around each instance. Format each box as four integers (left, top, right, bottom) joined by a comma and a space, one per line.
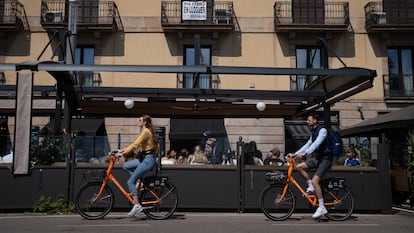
40, 0, 123, 31
0, 0, 29, 31
365, 1, 414, 31
274, 1, 349, 32
383, 74, 414, 99
75, 72, 102, 87
161, 1, 238, 31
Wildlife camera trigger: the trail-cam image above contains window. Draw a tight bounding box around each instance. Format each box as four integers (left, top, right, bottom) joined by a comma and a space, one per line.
0, 118, 11, 157
78, 0, 99, 24
75, 47, 95, 87
387, 48, 414, 97
295, 47, 325, 90
184, 47, 211, 88
292, 0, 325, 24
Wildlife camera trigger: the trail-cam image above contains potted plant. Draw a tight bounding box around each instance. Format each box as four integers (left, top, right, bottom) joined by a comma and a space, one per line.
350, 136, 371, 166
30, 126, 67, 166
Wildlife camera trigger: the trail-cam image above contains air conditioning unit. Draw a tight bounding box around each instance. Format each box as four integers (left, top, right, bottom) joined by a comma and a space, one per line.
369, 12, 386, 25
43, 11, 63, 23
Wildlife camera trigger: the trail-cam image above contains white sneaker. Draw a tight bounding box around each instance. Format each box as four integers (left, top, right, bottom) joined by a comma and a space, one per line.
306, 186, 315, 193
312, 206, 328, 219
127, 204, 143, 217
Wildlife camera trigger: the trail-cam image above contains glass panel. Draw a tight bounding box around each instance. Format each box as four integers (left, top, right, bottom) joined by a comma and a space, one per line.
184, 47, 211, 88
296, 48, 307, 90
296, 47, 321, 90
388, 48, 400, 91
401, 49, 413, 92
0, 119, 11, 158
75, 47, 95, 86
349, 136, 372, 166
30, 134, 68, 165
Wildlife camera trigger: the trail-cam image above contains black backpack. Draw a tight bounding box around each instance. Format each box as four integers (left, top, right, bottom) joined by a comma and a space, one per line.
327, 128, 344, 157
315, 126, 344, 158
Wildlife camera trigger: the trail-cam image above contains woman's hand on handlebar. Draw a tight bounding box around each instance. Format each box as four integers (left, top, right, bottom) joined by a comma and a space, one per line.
109, 149, 124, 158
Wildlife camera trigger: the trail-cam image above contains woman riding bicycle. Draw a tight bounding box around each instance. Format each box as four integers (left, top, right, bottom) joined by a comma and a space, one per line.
115, 114, 159, 217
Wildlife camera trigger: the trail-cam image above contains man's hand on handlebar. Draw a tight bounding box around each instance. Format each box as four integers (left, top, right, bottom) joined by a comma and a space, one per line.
287, 152, 306, 158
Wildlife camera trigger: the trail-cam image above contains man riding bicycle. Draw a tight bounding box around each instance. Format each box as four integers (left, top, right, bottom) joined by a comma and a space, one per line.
287, 113, 332, 219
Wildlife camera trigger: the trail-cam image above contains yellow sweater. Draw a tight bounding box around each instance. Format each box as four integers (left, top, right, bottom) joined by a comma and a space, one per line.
123, 127, 157, 155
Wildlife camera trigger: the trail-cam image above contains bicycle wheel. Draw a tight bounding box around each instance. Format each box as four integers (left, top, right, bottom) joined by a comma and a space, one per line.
323, 186, 354, 221
75, 182, 114, 220
139, 180, 178, 220
260, 183, 295, 221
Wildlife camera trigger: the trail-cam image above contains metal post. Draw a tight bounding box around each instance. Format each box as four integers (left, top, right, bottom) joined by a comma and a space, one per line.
66, 0, 78, 65
65, 0, 78, 206
237, 136, 245, 213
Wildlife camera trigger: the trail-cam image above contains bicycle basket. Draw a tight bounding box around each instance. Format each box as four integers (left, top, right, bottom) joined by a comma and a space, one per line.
143, 175, 169, 187
83, 170, 106, 182
265, 171, 286, 182
322, 177, 345, 190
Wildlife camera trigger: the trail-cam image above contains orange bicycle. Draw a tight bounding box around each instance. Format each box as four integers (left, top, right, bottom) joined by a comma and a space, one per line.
259, 156, 354, 221
75, 152, 178, 220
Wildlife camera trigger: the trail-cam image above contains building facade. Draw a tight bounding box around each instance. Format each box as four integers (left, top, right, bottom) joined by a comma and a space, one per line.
0, 0, 413, 167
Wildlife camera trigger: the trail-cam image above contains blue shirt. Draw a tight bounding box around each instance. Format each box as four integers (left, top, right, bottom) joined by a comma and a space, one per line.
344, 158, 360, 166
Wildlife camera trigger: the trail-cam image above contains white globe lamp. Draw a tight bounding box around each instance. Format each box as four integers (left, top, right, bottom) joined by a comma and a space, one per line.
256, 101, 266, 111
124, 99, 134, 109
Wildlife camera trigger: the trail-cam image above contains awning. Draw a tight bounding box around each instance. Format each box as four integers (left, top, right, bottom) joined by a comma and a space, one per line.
169, 118, 227, 139
287, 124, 340, 139
286, 125, 311, 139
48, 118, 105, 136
340, 104, 414, 137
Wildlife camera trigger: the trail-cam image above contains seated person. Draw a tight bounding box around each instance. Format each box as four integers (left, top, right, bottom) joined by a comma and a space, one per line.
161, 149, 177, 165
263, 147, 285, 166
344, 148, 360, 166
176, 148, 189, 164
188, 145, 208, 165
244, 141, 263, 165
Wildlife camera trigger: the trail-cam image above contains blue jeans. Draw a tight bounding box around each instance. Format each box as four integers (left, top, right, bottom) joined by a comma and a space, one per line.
122, 154, 156, 195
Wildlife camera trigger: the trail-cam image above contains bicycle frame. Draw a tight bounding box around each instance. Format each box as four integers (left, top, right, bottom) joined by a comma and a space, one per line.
92, 155, 161, 206
278, 157, 341, 207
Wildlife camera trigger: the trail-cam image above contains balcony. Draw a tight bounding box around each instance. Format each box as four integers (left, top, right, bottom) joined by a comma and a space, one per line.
161, 1, 238, 32
274, 1, 349, 32
75, 72, 102, 87
40, 0, 123, 32
383, 74, 414, 100
0, 0, 29, 31
365, 1, 414, 32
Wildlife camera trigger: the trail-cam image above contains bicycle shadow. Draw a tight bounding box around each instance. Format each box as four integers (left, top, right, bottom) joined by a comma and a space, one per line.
80, 213, 186, 221
264, 215, 358, 222
131, 213, 187, 221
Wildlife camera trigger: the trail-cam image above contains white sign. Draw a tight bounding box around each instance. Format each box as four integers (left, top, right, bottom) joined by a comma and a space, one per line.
182, 1, 207, 20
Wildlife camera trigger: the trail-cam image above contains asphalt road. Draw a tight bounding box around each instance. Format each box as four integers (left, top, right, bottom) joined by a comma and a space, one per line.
0, 210, 413, 233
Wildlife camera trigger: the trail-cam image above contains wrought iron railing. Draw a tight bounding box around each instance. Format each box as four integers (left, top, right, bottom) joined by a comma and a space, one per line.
40, 0, 123, 31
383, 74, 414, 98
75, 72, 102, 87
176, 73, 220, 89
364, 2, 386, 26
274, 1, 349, 26
365, 1, 414, 26
0, 0, 29, 31
161, 1, 236, 29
